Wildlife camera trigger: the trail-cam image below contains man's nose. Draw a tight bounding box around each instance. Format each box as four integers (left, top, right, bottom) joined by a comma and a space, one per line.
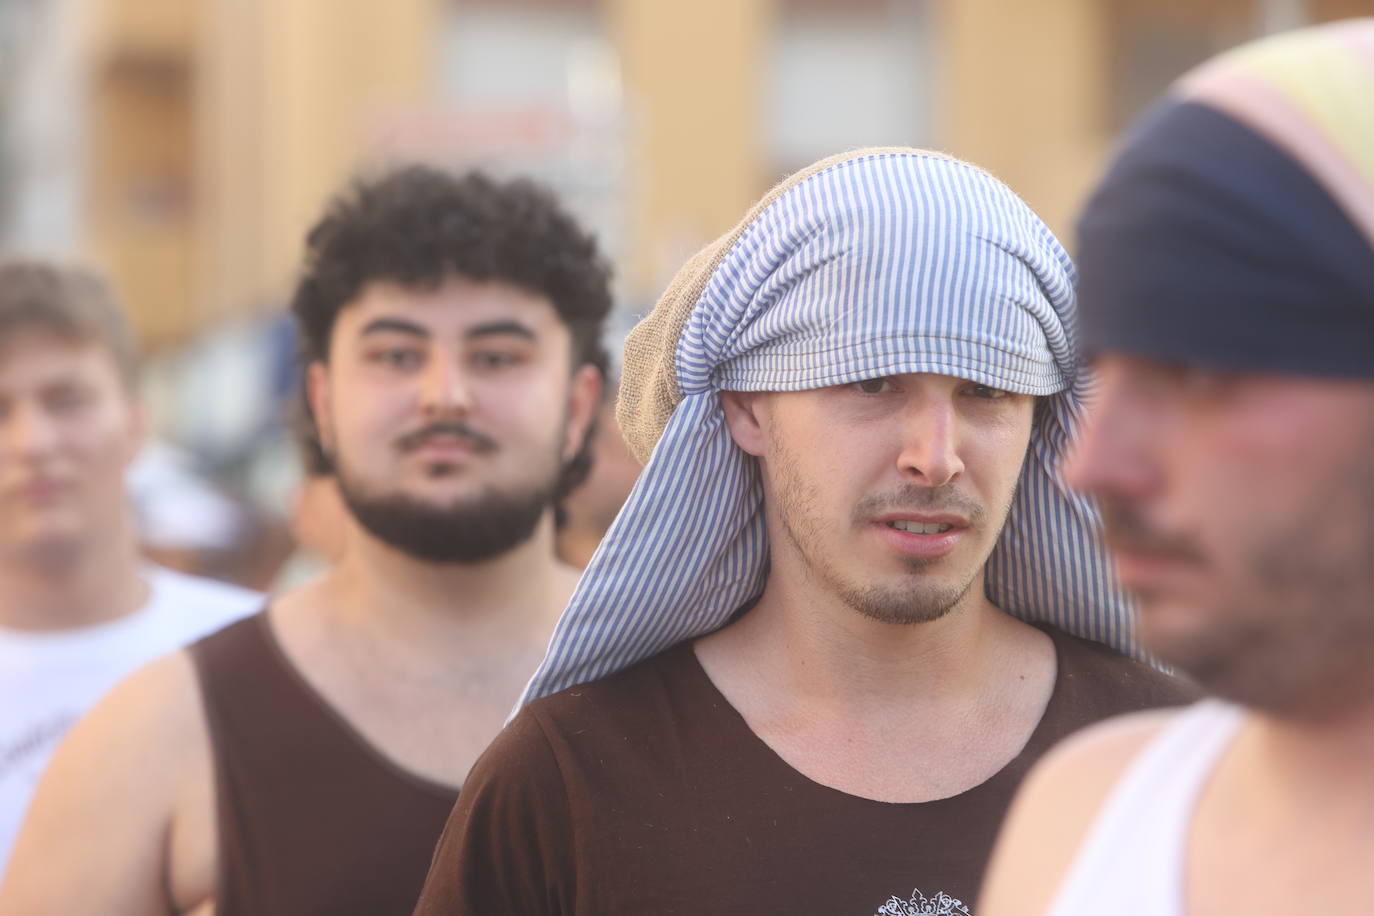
1063, 387, 1159, 501
895, 401, 965, 487
418, 356, 473, 417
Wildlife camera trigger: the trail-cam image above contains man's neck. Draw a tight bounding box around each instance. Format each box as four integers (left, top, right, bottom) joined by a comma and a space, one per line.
701, 572, 1042, 717
1244, 700, 1374, 807
309, 512, 578, 653
693, 572, 1056, 802
266, 512, 581, 790
0, 532, 149, 632
1185, 697, 1374, 914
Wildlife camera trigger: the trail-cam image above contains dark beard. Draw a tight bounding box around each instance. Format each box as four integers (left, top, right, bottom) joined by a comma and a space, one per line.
337, 477, 555, 564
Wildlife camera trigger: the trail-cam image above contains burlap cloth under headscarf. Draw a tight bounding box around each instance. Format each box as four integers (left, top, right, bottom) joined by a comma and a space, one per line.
518, 148, 1135, 708
617, 150, 904, 461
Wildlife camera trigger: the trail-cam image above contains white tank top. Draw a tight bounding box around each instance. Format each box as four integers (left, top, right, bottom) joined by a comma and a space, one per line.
1046, 700, 1245, 916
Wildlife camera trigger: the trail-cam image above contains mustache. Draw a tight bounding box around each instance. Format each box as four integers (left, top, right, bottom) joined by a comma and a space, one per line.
853, 484, 985, 524
395, 421, 497, 455
1098, 499, 1206, 564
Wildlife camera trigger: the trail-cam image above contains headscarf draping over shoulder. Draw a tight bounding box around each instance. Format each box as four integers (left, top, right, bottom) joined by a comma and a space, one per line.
518, 148, 1136, 707
1077, 19, 1374, 377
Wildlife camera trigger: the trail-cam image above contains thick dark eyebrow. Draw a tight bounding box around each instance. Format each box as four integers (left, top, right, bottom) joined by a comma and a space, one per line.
466, 320, 537, 342
359, 317, 429, 339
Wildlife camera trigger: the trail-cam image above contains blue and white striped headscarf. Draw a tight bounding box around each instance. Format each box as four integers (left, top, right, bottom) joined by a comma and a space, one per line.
520, 148, 1134, 707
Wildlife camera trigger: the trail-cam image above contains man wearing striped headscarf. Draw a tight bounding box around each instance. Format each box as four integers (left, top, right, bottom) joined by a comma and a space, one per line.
980, 19, 1374, 916
415, 149, 1195, 915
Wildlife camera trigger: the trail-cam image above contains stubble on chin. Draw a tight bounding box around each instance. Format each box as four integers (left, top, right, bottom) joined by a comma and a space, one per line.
840, 573, 974, 626
1138, 537, 1374, 720
773, 466, 987, 627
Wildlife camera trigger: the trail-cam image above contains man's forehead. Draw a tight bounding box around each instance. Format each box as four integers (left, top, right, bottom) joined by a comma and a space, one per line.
0, 327, 118, 379
1090, 350, 1374, 399
1090, 351, 1200, 373
846, 370, 975, 385
336, 276, 563, 338
813, 370, 1015, 392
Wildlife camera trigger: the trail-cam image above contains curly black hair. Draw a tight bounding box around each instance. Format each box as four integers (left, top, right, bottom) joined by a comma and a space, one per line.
290, 164, 614, 520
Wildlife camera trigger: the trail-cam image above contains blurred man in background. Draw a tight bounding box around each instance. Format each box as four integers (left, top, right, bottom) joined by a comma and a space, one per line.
272, 386, 350, 591
980, 19, 1374, 916
0, 166, 610, 914
553, 374, 639, 569
0, 259, 259, 879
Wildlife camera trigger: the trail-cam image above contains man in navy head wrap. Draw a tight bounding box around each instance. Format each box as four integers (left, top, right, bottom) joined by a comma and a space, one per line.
982, 19, 1374, 916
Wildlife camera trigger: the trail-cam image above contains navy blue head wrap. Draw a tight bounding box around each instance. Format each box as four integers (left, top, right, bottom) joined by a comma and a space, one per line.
1076, 20, 1374, 378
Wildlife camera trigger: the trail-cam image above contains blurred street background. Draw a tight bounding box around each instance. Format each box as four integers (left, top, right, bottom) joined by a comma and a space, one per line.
0, 0, 1367, 588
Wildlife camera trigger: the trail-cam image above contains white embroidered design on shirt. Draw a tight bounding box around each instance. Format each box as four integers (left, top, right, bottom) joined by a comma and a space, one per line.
873, 888, 973, 915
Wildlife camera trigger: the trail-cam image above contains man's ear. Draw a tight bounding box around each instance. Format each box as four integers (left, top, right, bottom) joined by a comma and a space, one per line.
562, 364, 603, 460
719, 389, 767, 457
306, 362, 336, 454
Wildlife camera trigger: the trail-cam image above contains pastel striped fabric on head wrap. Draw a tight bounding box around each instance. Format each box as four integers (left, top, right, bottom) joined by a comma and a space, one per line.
1077, 19, 1374, 377
518, 148, 1136, 707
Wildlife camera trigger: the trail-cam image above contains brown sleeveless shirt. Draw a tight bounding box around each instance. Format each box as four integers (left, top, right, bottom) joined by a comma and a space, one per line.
190, 612, 459, 915
415, 627, 1199, 914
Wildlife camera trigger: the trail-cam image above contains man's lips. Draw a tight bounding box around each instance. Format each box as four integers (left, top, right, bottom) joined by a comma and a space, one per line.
1107, 544, 1207, 590
396, 422, 497, 459
404, 435, 485, 460
1101, 518, 1207, 590
7, 477, 68, 504
872, 511, 969, 532
870, 512, 969, 558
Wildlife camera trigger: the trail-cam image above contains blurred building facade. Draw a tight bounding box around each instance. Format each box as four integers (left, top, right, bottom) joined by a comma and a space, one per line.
5, 0, 1372, 348
0, 0, 1369, 575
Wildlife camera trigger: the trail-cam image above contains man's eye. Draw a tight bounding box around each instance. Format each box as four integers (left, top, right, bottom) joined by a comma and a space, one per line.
854, 378, 891, 394
1171, 366, 1235, 396
967, 384, 1010, 400
373, 348, 422, 370
45, 387, 93, 411
472, 351, 521, 370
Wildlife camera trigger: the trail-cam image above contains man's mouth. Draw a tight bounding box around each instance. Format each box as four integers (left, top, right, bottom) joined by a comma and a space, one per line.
1099, 502, 1205, 565
397, 422, 497, 455
886, 520, 953, 534
7, 477, 68, 505
872, 513, 967, 560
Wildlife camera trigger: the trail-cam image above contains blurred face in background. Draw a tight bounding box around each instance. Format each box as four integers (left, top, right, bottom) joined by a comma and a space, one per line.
310, 275, 600, 564
555, 393, 641, 569
0, 328, 143, 568
1067, 354, 1374, 718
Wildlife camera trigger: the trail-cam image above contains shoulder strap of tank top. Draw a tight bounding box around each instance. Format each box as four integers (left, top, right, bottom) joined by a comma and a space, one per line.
1048, 700, 1244, 916
186, 610, 336, 795
187, 612, 274, 701
187, 611, 460, 916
